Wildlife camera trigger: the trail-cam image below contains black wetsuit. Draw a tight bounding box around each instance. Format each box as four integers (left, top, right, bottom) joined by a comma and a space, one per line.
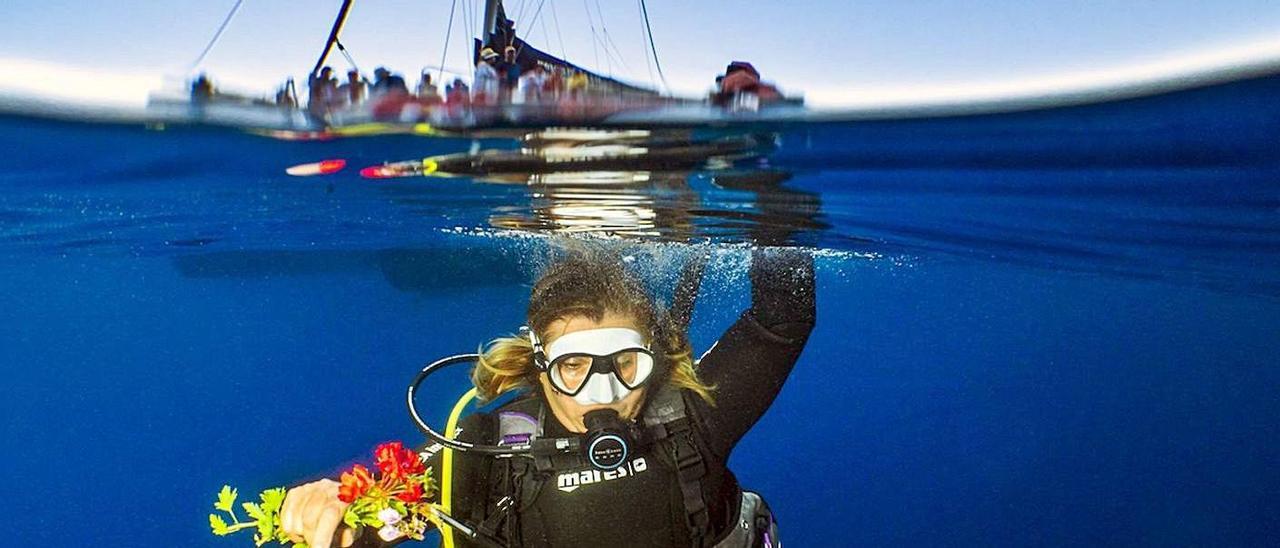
434, 248, 814, 547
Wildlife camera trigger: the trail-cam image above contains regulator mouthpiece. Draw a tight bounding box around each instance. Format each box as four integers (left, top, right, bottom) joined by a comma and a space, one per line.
583, 409, 631, 470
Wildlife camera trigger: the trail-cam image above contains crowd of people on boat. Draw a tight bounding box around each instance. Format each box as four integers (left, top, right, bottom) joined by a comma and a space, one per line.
189, 52, 789, 125
471, 46, 591, 105
304, 66, 414, 118
293, 48, 619, 123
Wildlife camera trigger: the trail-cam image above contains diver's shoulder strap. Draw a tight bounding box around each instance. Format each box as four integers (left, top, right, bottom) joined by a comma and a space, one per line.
643, 386, 713, 546
642, 383, 689, 426
501, 398, 553, 545
470, 398, 549, 547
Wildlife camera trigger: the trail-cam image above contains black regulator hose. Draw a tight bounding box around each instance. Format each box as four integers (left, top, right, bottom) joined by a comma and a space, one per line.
406, 353, 537, 456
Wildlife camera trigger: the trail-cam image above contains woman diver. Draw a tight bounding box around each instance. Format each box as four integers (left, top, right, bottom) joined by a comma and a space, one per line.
279, 244, 815, 547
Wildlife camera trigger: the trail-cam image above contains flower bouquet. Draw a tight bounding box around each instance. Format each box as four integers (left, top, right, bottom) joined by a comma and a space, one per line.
209, 441, 442, 546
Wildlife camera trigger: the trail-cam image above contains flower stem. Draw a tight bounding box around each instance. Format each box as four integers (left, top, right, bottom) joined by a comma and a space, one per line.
225, 521, 258, 533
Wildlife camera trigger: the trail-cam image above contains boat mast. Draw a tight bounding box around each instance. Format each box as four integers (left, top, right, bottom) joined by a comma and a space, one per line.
311, 0, 357, 77
481, 0, 501, 45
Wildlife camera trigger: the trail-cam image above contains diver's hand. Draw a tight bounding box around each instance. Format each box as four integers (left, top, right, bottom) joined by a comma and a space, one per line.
280, 479, 359, 548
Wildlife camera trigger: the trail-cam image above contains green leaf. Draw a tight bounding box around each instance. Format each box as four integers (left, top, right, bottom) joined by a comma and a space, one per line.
420, 469, 438, 499
209, 514, 230, 536
243, 502, 267, 522
343, 507, 360, 529
254, 510, 274, 539
215, 485, 238, 513
260, 487, 287, 513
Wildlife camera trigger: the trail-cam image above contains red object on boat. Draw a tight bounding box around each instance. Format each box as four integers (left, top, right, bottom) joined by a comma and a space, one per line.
359, 165, 397, 179
285, 158, 347, 176
317, 159, 347, 174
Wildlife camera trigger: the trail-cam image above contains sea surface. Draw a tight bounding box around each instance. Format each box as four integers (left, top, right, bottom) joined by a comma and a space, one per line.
2, 75, 1279, 547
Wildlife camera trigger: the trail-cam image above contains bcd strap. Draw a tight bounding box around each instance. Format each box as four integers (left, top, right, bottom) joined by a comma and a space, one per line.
663, 416, 711, 545
472, 459, 514, 543
488, 401, 549, 546
641, 387, 712, 543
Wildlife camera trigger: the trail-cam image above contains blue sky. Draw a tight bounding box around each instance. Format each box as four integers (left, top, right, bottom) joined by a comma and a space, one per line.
2, 0, 1279, 107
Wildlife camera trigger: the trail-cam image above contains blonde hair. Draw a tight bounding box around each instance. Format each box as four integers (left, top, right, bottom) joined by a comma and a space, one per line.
473, 252, 714, 405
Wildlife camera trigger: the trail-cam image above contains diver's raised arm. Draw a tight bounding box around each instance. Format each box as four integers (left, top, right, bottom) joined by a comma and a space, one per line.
748, 245, 816, 342
691, 245, 816, 458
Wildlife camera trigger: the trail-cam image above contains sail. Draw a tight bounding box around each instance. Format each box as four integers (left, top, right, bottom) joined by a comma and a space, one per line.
477, 1, 659, 97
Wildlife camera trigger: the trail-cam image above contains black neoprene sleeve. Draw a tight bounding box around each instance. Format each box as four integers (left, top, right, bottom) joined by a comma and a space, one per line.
691, 247, 816, 459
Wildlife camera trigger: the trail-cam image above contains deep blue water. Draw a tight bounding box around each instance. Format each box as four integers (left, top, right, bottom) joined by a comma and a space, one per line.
2, 75, 1279, 546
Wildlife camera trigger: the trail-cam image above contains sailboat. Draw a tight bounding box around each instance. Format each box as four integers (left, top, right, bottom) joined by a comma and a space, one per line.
144, 0, 1280, 169
148, 0, 803, 137
304, 0, 737, 133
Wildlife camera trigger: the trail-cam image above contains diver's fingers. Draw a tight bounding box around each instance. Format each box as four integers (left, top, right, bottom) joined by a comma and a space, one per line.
298, 482, 327, 528
283, 480, 338, 544
307, 500, 347, 548
338, 526, 358, 547
280, 485, 307, 543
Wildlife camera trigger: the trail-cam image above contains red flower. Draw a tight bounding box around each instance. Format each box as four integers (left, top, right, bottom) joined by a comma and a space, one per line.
399, 449, 425, 476
338, 464, 374, 503
374, 441, 425, 479
374, 442, 403, 476
395, 480, 424, 503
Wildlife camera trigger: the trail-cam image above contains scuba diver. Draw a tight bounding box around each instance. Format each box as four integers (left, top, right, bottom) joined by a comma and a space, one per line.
279, 241, 815, 547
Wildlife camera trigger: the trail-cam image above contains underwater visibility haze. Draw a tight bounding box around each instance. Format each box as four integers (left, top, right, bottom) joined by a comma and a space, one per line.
1, 70, 1279, 546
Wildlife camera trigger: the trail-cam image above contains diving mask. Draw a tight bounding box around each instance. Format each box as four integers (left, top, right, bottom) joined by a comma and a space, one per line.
531, 327, 656, 405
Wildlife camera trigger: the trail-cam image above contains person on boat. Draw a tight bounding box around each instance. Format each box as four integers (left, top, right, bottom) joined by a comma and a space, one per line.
278, 238, 816, 547
417, 72, 442, 104
473, 48, 501, 105
498, 46, 521, 104
518, 64, 547, 104
275, 78, 298, 109
543, 67, 565, 102
190, 73, 214, 103
367, 67, 415, 120
447, 79, 470, 104
308, 66, 339, 117
339, 70, 367, 106
370, 67, 409, 98
442, 78, 472, 120
712, 61, 782, 107
566, 69, 589, 101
